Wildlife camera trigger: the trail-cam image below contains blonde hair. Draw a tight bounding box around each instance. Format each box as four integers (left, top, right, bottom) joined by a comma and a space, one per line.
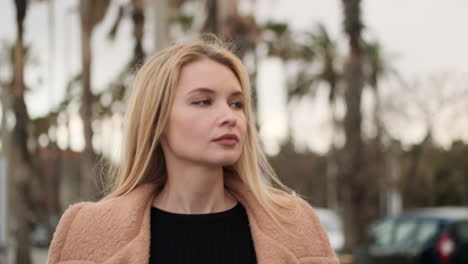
103, 37, 298, 224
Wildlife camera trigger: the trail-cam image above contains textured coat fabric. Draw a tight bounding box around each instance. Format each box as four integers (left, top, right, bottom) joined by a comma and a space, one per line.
48, 176, 339, 264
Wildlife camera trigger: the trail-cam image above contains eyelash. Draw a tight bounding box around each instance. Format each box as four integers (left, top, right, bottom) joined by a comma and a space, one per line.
193, 99, 211, 106
231, 102, 244, 109
192, 100, 244, 109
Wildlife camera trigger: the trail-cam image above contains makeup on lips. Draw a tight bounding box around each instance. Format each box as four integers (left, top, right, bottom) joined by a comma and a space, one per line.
213, 133, 239, 146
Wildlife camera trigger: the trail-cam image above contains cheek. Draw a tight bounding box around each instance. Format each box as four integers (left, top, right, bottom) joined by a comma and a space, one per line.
238, 115, 248, 142
167, 111, 208, 146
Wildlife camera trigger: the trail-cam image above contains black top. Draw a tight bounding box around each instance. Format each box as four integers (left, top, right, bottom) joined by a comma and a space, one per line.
149, 202, 257, 264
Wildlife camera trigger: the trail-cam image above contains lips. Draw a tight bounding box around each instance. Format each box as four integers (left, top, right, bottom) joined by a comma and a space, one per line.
213, 133, 239, 142
213, 134, 239, 146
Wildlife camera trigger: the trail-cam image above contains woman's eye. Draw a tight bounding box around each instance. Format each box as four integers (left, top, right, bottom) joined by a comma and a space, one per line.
230, 101, 244, 109
192, 99, 211, 106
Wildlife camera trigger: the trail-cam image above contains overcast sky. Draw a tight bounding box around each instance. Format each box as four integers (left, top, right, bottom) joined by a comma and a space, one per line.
1, 0, 468, 155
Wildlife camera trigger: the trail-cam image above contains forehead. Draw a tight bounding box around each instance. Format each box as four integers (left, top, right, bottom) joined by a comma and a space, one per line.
176, 58, 242, 94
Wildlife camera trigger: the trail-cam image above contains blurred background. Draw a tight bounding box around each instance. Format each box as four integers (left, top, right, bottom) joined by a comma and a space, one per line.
1, 0, 468, 263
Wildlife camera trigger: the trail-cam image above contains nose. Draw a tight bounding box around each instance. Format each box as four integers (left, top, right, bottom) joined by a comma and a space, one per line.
218, 103, 237, 127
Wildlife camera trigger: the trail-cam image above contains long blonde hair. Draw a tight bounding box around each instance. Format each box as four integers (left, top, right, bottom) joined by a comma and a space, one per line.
103, 37, 298, 223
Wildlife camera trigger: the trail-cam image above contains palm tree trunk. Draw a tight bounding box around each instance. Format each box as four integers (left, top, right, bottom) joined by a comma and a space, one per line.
341, 52, 365, 250
11, 97, 33, 264
202, 0, 218, 34
80, 1, 97, 201
80, 28, 97, 200
340, 0, 366, 251
14, 176, 31, 264
131, 0, 145, 64
12, 0, 32, 262
78, 0, 110, 200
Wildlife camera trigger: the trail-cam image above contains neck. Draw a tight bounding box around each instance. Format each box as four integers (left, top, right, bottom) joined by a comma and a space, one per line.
152, 164, 237, 214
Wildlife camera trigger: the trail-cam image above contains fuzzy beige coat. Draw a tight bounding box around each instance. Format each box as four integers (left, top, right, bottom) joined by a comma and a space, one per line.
48, 177, 338, 264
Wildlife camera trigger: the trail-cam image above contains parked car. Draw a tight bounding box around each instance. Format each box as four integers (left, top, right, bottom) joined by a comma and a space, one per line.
362, 207, 468, 264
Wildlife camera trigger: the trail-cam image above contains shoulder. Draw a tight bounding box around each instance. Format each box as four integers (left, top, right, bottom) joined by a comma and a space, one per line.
49, 197, 120, 236
48, 202, 94, 263
48, 184, 157, 263
267, 188, 339, 263
48, 197, 142, 263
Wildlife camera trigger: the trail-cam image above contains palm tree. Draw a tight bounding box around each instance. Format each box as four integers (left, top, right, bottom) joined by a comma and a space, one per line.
307, 24, 341, 210
79, 0, 111, 200
7, 2, 59, 261
340, 0, 366, 250
201, 0, 260, 113
363, 40, 398, 146
262, 20, 303, 142
284, 24, 342, 209
131, 0, 145, 65
308, 24, 340, 105
363, 40, 399, 217
108, 0, 149, 64
202, 0, 219, 34
11, 0, 34, 262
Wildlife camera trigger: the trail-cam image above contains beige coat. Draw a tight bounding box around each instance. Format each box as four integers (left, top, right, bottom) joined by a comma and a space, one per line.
48, 177, 338, 264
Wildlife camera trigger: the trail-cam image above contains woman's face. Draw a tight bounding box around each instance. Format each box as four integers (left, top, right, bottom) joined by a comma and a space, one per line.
161, 58, 247, 168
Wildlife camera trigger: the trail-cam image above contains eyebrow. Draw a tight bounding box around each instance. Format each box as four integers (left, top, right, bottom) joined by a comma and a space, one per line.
187, 87, 243, 97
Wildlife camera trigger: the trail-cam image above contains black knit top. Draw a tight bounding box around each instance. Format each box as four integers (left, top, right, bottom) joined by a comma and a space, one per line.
149, 202, 257, 264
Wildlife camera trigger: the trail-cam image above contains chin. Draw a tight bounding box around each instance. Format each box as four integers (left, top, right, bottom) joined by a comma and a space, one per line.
209, 154, 240, 167
212, 158, 238, 167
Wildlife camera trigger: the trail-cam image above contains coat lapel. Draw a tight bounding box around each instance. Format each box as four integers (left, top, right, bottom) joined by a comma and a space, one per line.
101, 187, 153, 264
224, 177, 300, 264
91, 178, 299, 264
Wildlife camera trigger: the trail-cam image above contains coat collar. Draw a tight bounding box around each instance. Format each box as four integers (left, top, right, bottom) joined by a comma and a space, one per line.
91, 176, 300, 264
52, 176, 336, 263
123, 176, 299, 264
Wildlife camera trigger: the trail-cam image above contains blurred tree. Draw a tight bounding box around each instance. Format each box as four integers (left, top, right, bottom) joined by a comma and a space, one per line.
79, 0, 111, 200
202, 0, 218, 34
11, 0, 33, 262
262, 22, 344, 207
202, 0, 260, 107
362, 39, 399, 217
270, 139, 328, 206
130, 0, 145, 65
433, 141, 468, 205
340, 0, 367, 251
108, 0, 146, 65
263, 21, 300, 61
363, 40, 397, 145
29, 0, 152, 206
263, 20, 302, 129
279, 23, 342, 209
383, 74, 468, 209
304, 24, 341, 210
2, 10, 59, 262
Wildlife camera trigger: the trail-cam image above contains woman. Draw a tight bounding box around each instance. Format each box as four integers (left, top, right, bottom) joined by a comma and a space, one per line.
48, 38, 338, 264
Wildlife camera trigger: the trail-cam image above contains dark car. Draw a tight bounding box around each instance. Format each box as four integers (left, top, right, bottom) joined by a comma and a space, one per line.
363, 207, 468, 264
